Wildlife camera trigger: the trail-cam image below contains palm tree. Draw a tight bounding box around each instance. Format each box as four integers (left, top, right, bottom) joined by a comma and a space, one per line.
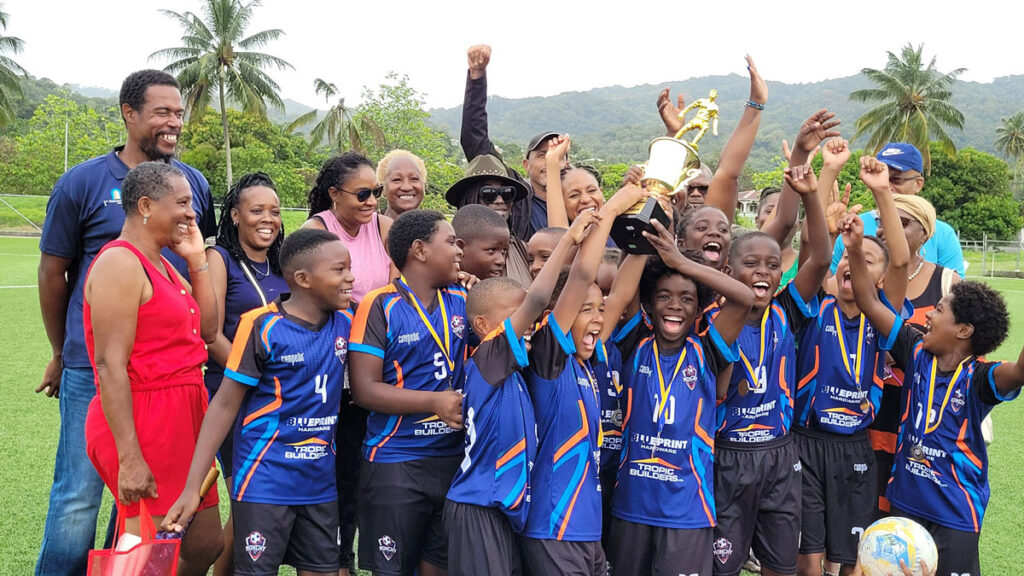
150, 0, 293, 186
286, 78, 386, 155
850, 43, 965, 174
996, 112, 1024, 194
0, 4, 27, 127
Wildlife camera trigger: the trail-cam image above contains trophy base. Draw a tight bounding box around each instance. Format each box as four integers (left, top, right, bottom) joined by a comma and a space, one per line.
610, 197, 672, 254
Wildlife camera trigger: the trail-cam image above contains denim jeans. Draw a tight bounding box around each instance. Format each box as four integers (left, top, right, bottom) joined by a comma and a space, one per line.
35, 366, 106, 576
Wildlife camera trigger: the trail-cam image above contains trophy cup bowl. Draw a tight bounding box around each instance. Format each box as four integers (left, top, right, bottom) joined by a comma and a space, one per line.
611, 137, 702, 254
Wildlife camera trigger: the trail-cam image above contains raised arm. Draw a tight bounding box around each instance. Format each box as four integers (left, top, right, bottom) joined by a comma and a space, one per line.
173, 219, 218, 343
784, 164, 831, 301
598, 254, 646, 342
511, 211, 600, 336
552, 184, 646, 330
643, 220, 754, 344
860, 156, 909, 306
705, 55, 767, 223
991, 339, 1024, 397
460, 44, 498, 161
844, 214, 898, 339
544, 135, 571, 228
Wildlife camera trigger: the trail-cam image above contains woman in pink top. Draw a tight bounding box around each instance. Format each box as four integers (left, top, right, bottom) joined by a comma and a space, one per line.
303, 152, 397, 306
301, 151, 396, 575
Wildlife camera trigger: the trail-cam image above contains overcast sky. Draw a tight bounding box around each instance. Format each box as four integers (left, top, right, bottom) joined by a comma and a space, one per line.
6, 0, 1022, 110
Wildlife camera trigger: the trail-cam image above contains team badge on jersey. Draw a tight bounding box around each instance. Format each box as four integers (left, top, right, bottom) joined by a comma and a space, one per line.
713, 537, 733, 564
378, 535, 397, 561
951, 387, 965, 413
334, 336, 348, 362
683, 365, 698, 390
451, 315, 466, 339
245, 531, 266, 561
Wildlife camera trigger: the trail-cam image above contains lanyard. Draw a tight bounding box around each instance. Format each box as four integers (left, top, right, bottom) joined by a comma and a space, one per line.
833, 307, 865, 388
918, 356, 971, 439
575, 358, 604, 451
652, 340, 688, 435
738, 306, 771, 390
398, 276, 453, 372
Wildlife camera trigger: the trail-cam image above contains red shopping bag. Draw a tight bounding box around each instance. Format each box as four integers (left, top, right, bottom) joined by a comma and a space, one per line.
87, 500, 179, 576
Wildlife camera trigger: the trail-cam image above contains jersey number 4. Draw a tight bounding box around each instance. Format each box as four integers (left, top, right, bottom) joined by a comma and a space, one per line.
314, 373, 328, 404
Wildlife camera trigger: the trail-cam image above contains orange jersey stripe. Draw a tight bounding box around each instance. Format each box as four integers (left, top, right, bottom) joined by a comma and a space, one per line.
869, 429, 898, 454
554, 401, 590, 462
238, 429, 279, 500
949, 464, 980, 532
956, 420, 984, 470
226, 302, 277, 371
243, 377, 283, 427
557, 460, 590, 541
496, 438, 527, 469
693, 398, 714, 448
689, 453, 715, 525
798, 347, 819, 389
368, 360, 407, 462
351, 284, 397, 344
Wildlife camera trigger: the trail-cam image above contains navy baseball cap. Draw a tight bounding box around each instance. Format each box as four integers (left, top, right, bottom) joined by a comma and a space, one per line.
876, 143, 923, 174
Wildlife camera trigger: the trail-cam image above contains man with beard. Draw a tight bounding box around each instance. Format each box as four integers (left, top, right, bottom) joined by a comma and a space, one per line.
34, 69, 214, 576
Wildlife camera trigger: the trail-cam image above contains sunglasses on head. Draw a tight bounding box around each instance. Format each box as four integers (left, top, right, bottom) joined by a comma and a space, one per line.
339, 185, 383, 203
479, 185, 516, 204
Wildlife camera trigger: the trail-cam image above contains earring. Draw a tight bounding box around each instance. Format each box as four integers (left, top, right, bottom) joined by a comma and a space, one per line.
332, 200, 337, 211
233, 221, 238, 227
143, 215, 149, 225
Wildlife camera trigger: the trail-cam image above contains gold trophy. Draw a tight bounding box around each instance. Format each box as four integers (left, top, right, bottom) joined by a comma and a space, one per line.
610, 89, 718, 254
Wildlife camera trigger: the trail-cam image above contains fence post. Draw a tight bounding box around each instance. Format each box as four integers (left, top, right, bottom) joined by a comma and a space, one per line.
982, 233, 988, 277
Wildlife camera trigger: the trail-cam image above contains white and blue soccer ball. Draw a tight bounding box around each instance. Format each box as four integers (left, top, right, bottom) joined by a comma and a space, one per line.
857, 517, 938, 576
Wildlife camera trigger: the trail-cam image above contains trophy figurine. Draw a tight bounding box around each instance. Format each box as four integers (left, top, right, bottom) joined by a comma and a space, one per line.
610, 90, 718, 254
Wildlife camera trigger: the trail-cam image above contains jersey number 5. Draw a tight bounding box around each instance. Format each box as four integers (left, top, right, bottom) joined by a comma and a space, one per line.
433, 352, 449, 382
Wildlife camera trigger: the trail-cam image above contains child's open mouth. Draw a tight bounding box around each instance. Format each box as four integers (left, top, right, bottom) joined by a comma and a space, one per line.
752, 281, 771, 299
702, 241, 722, 263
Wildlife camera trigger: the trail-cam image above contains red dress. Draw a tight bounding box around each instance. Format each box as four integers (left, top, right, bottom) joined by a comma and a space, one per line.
84, 240, 219, 516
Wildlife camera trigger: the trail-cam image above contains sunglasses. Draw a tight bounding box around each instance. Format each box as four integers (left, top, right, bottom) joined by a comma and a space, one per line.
338, 185, 383, 203
479, 185, 516, 204
687, 184, 710, 194
889, 174, 921, 184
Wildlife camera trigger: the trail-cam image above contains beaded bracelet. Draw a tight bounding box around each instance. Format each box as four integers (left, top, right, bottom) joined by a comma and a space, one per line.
746, 100, 766, 110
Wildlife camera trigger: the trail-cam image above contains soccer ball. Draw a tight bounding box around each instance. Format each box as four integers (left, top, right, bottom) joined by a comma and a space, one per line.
857, 517, 938, 576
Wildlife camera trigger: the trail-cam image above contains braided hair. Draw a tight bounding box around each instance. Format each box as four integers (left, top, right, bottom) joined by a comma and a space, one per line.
216, 172, 283, 275
307, 152, 375, 218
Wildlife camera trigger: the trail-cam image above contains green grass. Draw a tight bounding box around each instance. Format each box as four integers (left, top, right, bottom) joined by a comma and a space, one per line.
2, 236, 1022, 575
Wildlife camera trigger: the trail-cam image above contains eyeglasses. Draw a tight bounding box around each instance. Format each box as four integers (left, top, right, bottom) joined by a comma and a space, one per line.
875, 216, 914, 228
889, 174, 921, 184
479, 185, 516, 204
338, 185, 383, 203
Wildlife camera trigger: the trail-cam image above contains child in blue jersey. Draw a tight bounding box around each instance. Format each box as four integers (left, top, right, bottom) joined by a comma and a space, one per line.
793, 156, 911, 576
710, 157, 832, 576
348, 209, 476, 576
518, 183, 647, 576
445, 211, 598, 576
844, 213, 1024, 576
607, 220, 753, 576
163, 229, 355, 576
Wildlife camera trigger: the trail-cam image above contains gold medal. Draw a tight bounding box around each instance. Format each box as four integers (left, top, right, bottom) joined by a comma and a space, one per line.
611, 408, 624, 427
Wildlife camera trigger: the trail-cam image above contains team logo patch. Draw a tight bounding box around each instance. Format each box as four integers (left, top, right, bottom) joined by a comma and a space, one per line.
335, 336, 348, 362
378, 535, 397, 561
451, 315, 466, 339
713, 537, 733, 564
951, 388, 965, 413
683, 365, 698, 390
245, 531, 266, 561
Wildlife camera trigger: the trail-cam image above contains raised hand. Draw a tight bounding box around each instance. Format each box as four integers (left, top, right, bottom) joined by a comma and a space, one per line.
781, 139, 819, 165
456, 271, 479, 290
172, 217, 207, 266
642, 219, 688, 271
434, 389, 465, 430
546, 134, 571, 165
657, 88, 685, 134
822, 137, 851, 170
467, 44, 491, 80
794, 109, 841, 158
603, 183, 648, 216
622, 164, 643, 187
839, 212, 864, 249
859, 155, 890, 191
826, 183, 862, 237
567, 210, 602, 245
783, 164, 817, 196
746, 54, 767, 105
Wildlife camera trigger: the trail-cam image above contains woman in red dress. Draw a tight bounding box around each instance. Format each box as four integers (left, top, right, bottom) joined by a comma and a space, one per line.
83, 161, 223, 574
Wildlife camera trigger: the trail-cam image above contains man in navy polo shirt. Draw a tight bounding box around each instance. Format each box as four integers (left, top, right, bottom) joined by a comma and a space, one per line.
34, 69, 214, 576
830, 142, 966, 277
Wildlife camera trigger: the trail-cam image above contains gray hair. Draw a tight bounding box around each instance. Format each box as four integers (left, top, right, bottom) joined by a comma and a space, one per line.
122, 161, 185, 216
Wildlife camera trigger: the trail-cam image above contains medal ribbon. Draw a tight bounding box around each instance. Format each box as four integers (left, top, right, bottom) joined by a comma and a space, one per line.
738, 306, 771, 389
652, 340, 688, 433
575, 358, 604, 450
398, 276, 453, 372
920, 355, 972, 436
833, 307, 865, 388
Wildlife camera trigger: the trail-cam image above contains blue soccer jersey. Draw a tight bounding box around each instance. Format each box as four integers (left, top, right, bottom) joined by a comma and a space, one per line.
523, 314, 603, 542
794, 290, 902, 434
611, 326, 737, 529
350, 279, 469, 463
595, 339, 625, 473
223, 298, 352, 505
885, 320, 1017, 532
447, 319, 537, 532
715, 282, 816, 443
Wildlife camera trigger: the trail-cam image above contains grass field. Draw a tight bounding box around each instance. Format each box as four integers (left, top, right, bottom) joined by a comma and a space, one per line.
2, 235, 1023, 575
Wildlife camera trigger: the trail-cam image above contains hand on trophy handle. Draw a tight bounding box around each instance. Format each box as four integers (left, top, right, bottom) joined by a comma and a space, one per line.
603, 183, 649, 217
467, 44, 491, 80
746, 54, 767, 106
657, 87, 686, 136
642, 220, 687, 270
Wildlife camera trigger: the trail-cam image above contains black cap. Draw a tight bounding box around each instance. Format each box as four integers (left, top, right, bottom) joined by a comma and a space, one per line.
525, 131, 560, 157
